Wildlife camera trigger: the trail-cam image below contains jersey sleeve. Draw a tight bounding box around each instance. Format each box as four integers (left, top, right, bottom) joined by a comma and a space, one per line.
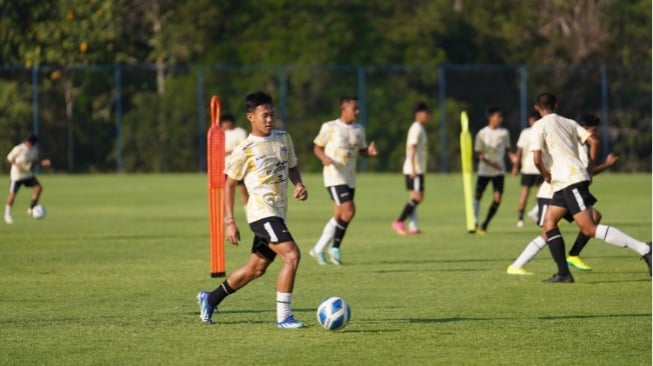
474, 130, 484, 153
224, 145, 248, 181
406, 124, 420, 146
286, 133, 298, 169
530, 123, 545, 151
576, 124, 591, 144
313, 123, 329, 147
7, 146, 19, 162
516, 130, 527, 148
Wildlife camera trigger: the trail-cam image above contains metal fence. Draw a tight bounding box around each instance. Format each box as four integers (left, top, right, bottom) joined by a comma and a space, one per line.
0, 64, 650, 173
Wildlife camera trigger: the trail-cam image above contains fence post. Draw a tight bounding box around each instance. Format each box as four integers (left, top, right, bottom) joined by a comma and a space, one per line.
438, 66, 447, 173
114, 65, 123, 174
32, 66, 39, 135
197, 67, 206, 171
519, 65, 528, 129
278, 66, 287, 129
357, 66, 368, 172
600, 65, 609, 160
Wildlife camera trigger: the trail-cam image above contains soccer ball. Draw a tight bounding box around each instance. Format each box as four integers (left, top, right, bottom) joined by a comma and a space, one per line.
316, 296, 351, 330
32, 205, 46, 220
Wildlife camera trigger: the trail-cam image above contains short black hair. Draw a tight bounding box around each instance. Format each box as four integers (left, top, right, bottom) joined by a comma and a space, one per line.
26, 133, 38, 145
577, 113, 600, 128
245, 91, 273, 113
413, 101, 430, 115
220, 113, 235, 125
536, 92, 557, 111
487, 106, 502, 118
340, 96, 358, 107
529, 110, 541, 120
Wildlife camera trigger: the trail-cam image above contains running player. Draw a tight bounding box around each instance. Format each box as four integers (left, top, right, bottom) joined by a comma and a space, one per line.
511, 111, 542, 228
4, 134, 51, 224
507, 113, 619, 275
197, 91, 309, 328
392, 102, 430, 235
221, 113, 249, 205
473, 107, 513, 235
309, 96, 378, 265
530, 92, 650, 283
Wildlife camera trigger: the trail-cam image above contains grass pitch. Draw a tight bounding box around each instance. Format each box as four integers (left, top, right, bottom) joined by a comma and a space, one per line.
0, 173, 650, 365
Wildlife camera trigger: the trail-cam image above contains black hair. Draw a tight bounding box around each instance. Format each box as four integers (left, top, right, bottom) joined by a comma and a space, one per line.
577, 113, 600, 128
529, 110, 541, 120
220, 113, 235, 125
486, 106, 502, 118
535, 92, 557, 111
413, 101, 430, 115
245, 91, 273, 113
26, 133, 38, 145
340, 96, 358, 107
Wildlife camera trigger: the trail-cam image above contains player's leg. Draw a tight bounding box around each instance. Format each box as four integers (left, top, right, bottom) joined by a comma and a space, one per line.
310, 187, 341, 264
516, 175, 532, 227
4, 180, 19, 224
28, 178, 42, 214
507, 199, 550, 275
480, 176, 504, 233
541, 202, 574, 283
393, 175, 423, 235
474, 177, 490, 227
566, 209, 601, 272
267, 239, 304, 328
330, 193, 355, 265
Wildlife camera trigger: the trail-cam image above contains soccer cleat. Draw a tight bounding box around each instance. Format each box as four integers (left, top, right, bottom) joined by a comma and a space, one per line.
542, 273, 574, 283
407, 229, 422, 235
506, 265, 534, 276
277, 315, 305, 329
196, 291, 215, 324
476, 229, 487, 236
527, 209, 539, 223
566, 256, 592, 272
328, 247, 342, 265
516, 220, 525, 228
391, 220, 407, 235
642, 242, 652, 276
4, 215, 13, 224
309, 248, 328, 265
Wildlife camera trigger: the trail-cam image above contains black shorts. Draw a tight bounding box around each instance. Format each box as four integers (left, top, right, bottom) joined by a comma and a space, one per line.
537, 198, 573, 227
9, 177, 40, 194
405, 175, 424, 192
327, 185, 355, 205
248, 217, 295, 262
550, 181, 597, 216
521, 174, 544, 187
476, 176, 504, 196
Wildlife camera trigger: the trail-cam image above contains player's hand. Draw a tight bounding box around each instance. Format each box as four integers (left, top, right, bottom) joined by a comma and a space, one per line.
543, 172, 552, 183
605, 152, 619, 166
320, 156, 333, 166
410, 171, 417, 179
508, 152, 518, 165
225, 222, 240, 245
294, 183, 308, 201
367, 141, 378, 157
41, 159, 51, 167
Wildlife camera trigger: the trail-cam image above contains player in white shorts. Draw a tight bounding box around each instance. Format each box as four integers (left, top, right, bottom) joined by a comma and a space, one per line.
197, 91, 309, 328
511, 111, 543, 228
310, 96, 378, 265
221, 113, 249, 205
392, 102, 430, 235
525, 93, 650, 283
4, 134, 51, 224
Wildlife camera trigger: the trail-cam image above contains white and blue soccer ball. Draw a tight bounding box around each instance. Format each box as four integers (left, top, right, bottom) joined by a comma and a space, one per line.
317, 296, 351, 330
31, 205, 46, 220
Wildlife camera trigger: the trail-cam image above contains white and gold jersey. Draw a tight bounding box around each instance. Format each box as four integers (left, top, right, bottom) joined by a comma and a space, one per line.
224, 127, 248, 156
225, 130, 298, 223
313, 119, 367, 188
516, 127, 539, 175
7, 143, 38, 181
402, 122, 428, 175
474, 126, 511, 176
530, 114, 591, 192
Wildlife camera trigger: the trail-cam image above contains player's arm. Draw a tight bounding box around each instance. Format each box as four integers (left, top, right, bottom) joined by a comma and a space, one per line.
584, 134, 599, 176
407, 144, 417, 178
224, 177, 241, 245
289, 166, 308, 201
591, 153, 618, 176
510, 147, 522, 176
476, 151, 501, 171
533, 150, 550, 183
313, 144, 333, 166
359, 141, 377, 158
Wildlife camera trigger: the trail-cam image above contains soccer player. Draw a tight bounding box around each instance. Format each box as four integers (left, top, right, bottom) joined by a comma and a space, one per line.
197, 91, 309, 328
473, 107, 513, 235
530, 92, 650, 283
392, 102, 430, 235
511, 111, 543, 228
309, 96, 378, 265
221, 113, 249, 205
4, 134, 51, 224
507, 113, 619, 275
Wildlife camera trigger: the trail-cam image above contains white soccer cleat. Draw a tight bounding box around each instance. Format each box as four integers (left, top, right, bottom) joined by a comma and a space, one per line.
309, 248, 328, 265
527, 208, 539, 223
4, 215, 13, 224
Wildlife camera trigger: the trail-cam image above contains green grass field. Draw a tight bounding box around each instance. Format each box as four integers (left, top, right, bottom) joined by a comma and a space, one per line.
1, 173, 650, 365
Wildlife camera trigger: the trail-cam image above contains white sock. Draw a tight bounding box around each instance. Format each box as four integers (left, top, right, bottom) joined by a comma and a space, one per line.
595, 224, 650, 256
276, 292, 292, 322
511, 235, 547, 268
408, 211, 418, 231
473, 199, 480, 224
313, 218, 336, 253
5, 205, 11, 216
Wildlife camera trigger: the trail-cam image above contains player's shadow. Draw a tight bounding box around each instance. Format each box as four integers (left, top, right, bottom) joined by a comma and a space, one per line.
409, 313, 651, 323
537, 313, 651, 321
372, 258, 512, 266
